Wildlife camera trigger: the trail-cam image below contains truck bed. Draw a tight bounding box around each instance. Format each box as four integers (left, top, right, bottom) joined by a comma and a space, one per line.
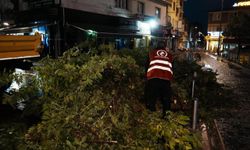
0, 33, 42, 61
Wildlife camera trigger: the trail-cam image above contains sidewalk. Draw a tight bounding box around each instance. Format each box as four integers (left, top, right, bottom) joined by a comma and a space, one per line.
208, 52, 250, 72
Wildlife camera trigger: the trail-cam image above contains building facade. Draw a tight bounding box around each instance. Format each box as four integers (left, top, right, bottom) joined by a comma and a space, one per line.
166, 0, 186, 51
206, 0, 250, 65
1, 0, 175, 57
206, 10, 236, 53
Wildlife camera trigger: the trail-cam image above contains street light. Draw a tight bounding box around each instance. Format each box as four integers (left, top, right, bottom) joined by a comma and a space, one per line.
217, 0, 224, 56
3, 22, 9, 26
148, 19, 158, 29
137, 19, 159, 35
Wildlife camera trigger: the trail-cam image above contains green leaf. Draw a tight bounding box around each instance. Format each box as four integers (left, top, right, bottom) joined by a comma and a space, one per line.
66, 140, 76, 150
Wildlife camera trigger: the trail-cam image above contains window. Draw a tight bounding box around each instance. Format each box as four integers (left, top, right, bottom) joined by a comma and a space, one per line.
208, 14, 213, 22
212, 13, 221, 21
217, 27, 221, 31
155, 7, 161, 19
115, 0, 128, 9
137, 2, 144, 14
166, 15, 171, 26
176, 8, 179, 16
173, 2, 175, 11
179, 13, 182, 19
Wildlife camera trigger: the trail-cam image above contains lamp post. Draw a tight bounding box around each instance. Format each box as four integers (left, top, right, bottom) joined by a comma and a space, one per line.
191, 26, 198, 51
192, 72, 198, 130
217, 0, 224, 56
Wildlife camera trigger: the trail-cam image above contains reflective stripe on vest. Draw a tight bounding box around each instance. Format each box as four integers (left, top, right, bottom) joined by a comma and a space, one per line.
147, 49, 173, 80
149, 60, 172, 68
147, 65, 173, 75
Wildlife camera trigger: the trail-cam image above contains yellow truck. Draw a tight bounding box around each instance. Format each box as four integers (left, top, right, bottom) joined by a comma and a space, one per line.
0, 33, 43, 99
0, 33, 42, 61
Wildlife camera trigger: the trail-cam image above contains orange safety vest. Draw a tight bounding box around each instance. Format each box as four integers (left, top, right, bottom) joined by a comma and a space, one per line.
146, 49, 173, 80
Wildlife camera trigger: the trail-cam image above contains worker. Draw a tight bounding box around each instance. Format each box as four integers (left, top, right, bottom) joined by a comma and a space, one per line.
145, 41, 173, 116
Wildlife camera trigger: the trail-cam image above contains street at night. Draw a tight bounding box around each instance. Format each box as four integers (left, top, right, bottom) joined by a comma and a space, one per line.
201, 52, 250, 150
1, 0, 250, 149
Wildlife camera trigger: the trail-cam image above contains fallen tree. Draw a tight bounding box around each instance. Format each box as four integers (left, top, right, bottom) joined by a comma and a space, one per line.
1, 45, 234, 149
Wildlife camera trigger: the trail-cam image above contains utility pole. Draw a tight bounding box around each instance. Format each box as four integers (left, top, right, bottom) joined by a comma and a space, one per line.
217, 0, 224, 56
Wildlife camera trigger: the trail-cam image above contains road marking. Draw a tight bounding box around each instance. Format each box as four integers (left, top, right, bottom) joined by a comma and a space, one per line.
206, 53, 217, 60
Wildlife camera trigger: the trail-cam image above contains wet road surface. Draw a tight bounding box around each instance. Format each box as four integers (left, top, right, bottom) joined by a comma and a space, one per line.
201, 53, 250, 150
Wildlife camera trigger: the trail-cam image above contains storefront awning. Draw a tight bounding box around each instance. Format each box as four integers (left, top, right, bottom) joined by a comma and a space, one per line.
67, 23, 143, 38
0, 22, 55, 34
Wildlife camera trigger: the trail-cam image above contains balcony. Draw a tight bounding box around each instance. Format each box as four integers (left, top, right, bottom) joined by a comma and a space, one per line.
149, 0, 172, 6
27, 0, 60, 9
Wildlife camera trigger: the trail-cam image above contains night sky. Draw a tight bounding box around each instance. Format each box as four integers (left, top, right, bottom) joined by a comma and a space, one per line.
184, 0, 235, 33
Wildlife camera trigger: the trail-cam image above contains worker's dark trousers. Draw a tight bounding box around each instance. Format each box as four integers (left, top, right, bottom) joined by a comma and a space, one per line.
145, 78, 171, 115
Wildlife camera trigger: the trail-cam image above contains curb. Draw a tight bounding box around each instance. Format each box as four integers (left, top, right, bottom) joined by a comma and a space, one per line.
200, 120, 227, 150
213, 119, 226, 150
201, 123, 211, 150
209, 53, 250, 71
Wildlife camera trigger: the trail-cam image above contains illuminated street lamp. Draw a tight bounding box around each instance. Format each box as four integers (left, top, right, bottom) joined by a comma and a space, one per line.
148, 19, 158, 29
137, 19, 159, 48
3, 22, 9, 26
137, 19, 159, 35
137, 21, 151, 35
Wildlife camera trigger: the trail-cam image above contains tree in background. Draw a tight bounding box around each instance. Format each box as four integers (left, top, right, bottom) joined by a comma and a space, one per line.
225, 12, 250, 60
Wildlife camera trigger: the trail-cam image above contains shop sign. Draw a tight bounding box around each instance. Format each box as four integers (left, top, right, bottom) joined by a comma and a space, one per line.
207, 31, 220, 38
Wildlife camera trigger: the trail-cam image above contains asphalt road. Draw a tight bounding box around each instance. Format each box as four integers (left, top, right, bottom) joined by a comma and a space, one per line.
200, 52, 250, 150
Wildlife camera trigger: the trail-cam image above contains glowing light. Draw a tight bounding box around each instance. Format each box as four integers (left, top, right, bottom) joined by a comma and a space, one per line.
233, 1, 250, 7
148, 20, 158, 28
88, 30, 94, 34
207, 31, 220, 38
137, 19, 159, 35
3, 22, 9, 26
137, 21, 151, 35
